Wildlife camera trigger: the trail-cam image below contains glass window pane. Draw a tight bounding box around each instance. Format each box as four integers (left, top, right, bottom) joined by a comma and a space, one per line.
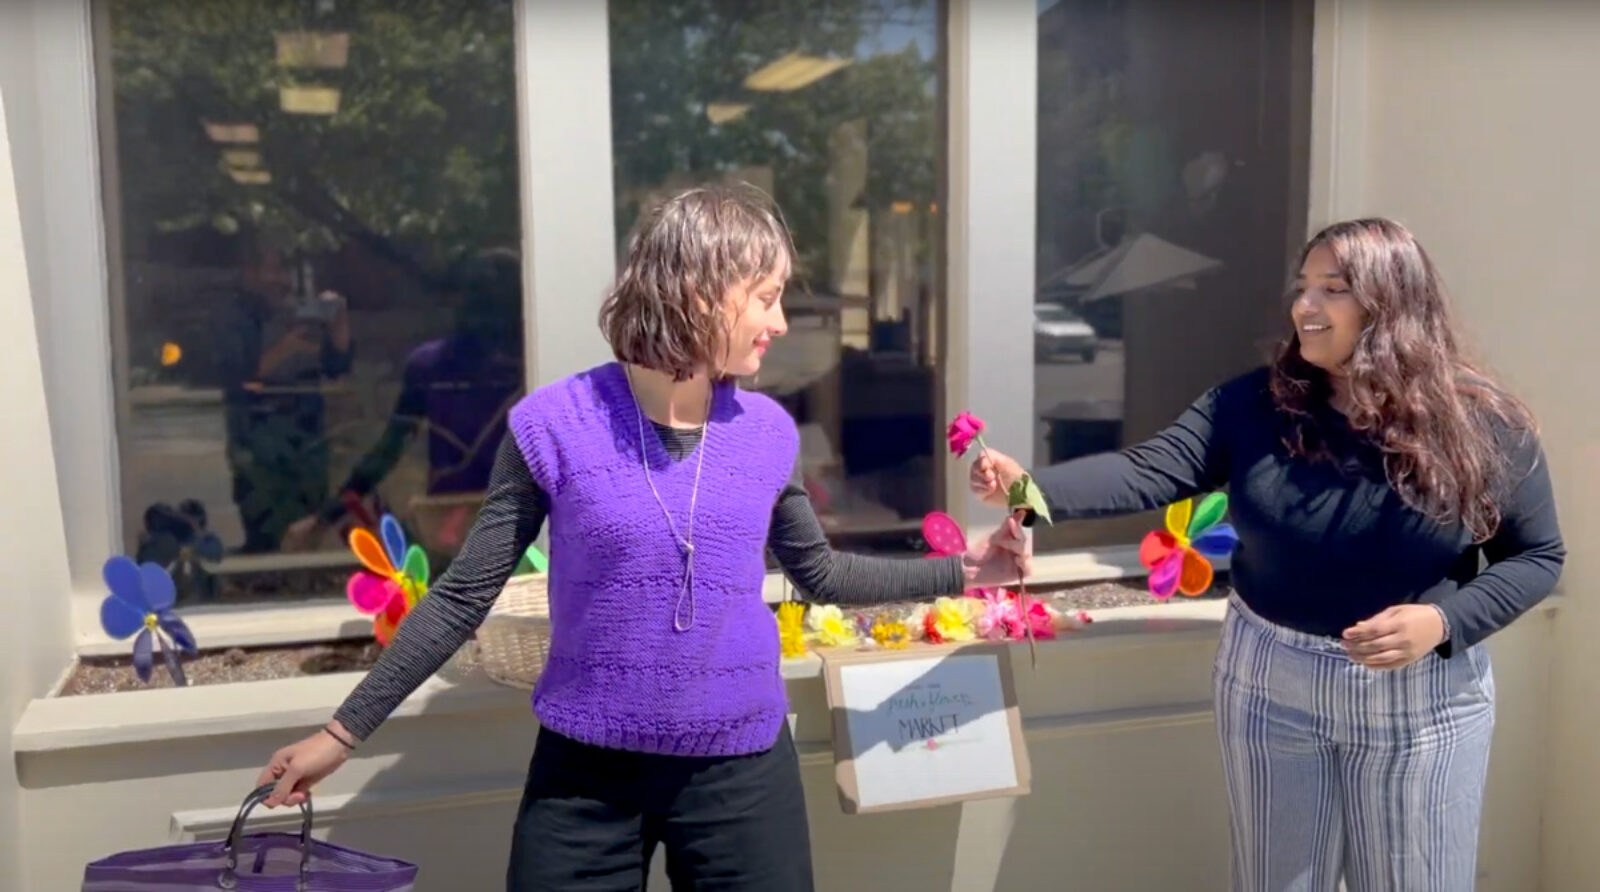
1032, 0, 1313, 549
102, 0, 523, 604
609, 0, 945, 553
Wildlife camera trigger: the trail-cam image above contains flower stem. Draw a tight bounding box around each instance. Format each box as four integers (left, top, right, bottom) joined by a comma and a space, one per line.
1018, 577, 1037, 669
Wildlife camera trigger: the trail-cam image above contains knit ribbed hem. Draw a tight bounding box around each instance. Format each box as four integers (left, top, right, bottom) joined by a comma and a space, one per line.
533, 695, 786, 757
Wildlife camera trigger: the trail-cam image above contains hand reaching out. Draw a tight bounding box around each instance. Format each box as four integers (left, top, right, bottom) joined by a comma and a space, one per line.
963, 513, 1033, 590
969, 448, 1025, 510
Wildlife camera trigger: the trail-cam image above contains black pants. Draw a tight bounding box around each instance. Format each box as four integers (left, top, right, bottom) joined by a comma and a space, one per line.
507, 724, 814, 891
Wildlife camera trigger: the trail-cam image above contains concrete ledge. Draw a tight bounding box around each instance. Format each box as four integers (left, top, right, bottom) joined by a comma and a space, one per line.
17, 594, 1560, 755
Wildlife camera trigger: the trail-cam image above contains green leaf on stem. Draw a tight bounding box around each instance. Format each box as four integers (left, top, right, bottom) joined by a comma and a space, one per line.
1008, 474, 1052, 525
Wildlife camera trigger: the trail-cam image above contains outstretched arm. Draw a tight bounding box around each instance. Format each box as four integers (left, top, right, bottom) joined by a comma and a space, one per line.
975, 384, 1233, 522
332, 432, 546, 740
767, 484, 964, 605
767, 484, 1027, 606
262, 432, 545, 807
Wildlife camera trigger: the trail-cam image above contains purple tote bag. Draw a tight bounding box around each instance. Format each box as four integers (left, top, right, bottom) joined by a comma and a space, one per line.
82, 784, 417, 891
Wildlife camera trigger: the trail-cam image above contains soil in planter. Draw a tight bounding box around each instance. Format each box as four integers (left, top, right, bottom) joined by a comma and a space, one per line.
59, 639, 387, 697
1037, 575, 1232, 611
60, 576, 1230, 695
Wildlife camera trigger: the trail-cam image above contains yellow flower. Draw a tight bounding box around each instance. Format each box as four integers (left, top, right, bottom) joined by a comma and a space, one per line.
931, 596, 979, 643
806, 604, 858, 648
871, 616, 910, 649
777, 601, 807, 658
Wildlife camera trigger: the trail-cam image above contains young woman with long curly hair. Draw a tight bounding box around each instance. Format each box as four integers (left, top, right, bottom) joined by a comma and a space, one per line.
972, 218, 1563, 891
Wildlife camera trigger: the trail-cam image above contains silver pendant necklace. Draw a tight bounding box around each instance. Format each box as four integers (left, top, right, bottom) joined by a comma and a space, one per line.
623, 366, 711, 632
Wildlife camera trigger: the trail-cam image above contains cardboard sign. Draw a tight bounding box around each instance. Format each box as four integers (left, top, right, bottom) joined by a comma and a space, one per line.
821, 642, 1030, 814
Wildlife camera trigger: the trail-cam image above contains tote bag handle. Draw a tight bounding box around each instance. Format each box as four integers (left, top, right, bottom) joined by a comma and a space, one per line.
218, 783, 313, 890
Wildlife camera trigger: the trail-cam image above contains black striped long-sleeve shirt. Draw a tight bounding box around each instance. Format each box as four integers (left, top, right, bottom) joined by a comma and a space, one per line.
333, 426, 964, 740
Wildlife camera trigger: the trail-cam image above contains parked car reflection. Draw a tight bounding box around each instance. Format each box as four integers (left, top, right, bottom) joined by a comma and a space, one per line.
1034, 303, 1097, 363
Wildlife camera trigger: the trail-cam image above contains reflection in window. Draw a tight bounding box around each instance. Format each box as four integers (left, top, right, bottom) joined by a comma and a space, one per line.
1032, 0, 1312, 549
101, 0, 522, 603
609, 0, 944, 552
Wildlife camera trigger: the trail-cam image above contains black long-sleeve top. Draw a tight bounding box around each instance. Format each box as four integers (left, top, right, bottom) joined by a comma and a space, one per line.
1030, 368, 1563, 657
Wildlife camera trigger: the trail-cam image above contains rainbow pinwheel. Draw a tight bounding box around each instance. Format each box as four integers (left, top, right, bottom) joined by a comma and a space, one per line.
100, 556, 197, 685
1140, 493, 1239, 599
347, 514, 430, 646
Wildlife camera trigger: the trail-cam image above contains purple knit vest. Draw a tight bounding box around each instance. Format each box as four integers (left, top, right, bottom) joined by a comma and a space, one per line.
508, 362, 798, 756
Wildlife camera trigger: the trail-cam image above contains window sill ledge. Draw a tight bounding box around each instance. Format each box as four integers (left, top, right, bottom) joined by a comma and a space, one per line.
17, 598, 1230, 755
13, 647, 840, 756
24, 594, 1560, 756
69, 543, 1170, 657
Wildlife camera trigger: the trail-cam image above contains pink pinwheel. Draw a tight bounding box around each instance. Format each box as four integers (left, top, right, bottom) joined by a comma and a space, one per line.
346, 514, 430, 646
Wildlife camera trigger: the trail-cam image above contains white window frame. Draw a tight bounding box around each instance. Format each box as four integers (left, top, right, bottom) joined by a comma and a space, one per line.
21, 0, 1181, 657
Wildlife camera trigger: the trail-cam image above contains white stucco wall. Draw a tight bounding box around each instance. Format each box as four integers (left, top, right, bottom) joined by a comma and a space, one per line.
1308, 3, 1598, 886
0, 75, 78, 892
8, 606, 1556, 891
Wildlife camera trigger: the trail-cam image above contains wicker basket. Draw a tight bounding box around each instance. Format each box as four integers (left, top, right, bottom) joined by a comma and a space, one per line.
474, 573, 553, 690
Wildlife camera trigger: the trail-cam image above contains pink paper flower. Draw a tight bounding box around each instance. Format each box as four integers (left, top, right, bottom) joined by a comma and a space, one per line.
975, 591, 1010, 639
1015, 591, 1057, 640
970, 588, 1057, 642
946, 411, 987, 457
974, 588, 1020, 640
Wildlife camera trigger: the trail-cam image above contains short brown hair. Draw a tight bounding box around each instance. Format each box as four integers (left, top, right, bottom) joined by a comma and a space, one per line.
599, 183, 794, 380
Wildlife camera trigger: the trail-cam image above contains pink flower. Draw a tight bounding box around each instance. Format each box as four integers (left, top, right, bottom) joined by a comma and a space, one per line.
1013, 592, 1057, 640
974, 589, 1015, 640
947, 411, 986, 457
971, 588, 1055, 641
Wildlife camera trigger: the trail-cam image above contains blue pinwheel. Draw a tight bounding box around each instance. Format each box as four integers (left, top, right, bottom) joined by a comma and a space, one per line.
100, 556, 198, 685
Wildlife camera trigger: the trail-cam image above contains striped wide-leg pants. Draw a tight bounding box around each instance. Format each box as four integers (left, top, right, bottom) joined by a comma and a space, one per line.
1213, 596, 1495, 892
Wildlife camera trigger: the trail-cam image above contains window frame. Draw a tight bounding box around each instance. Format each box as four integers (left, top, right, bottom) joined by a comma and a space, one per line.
26, 0, 1284, 656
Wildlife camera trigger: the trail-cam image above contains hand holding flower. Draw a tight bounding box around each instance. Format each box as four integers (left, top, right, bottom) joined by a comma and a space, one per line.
962, 514, 1032, 590
969, 448, 1023, 510
956, 433, 1050, 524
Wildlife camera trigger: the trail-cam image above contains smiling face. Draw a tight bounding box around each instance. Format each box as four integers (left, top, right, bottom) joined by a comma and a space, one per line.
599, 184, 797, 382
1290, 244, 1368, 374
718, 255, 789, 377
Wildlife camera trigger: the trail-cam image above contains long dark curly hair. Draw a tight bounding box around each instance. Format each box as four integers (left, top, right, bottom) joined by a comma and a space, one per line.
1270, 218, 1534, 542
